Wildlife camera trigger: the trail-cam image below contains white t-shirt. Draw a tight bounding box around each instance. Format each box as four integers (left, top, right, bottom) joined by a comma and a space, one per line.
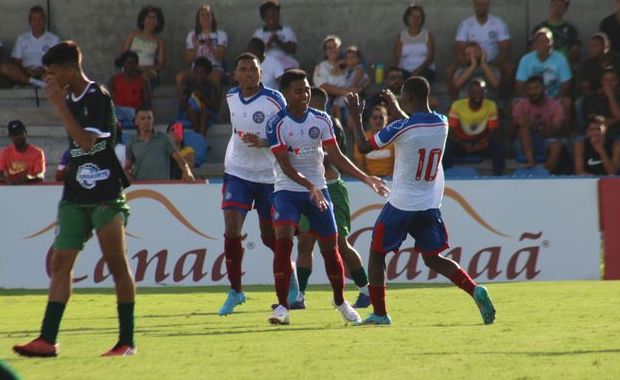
12, 31, 60, 68
185, 30, 228, 68
370, 112, 448, 211
313, 60, 347, 88
225, 84, 286, 184
267, 108, 336, 192
399, 29, 436, 73
252, 25, 299, 70
455, 15, 510, 63
261, 55, 286, 90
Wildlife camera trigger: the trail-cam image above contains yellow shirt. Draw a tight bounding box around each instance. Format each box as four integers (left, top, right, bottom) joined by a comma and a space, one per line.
354, 131, 395, 177
448, 98, 499, 141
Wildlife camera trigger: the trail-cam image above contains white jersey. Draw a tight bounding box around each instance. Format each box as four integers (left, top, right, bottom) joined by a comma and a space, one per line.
455, 15, 510, 63
225, 84, 286, 184
370, 112, 448, 211
12, 31, 60, 68
261, 55, 286, 90
185, 29, 228, 68
252, 25, 299, 70
267, 108, 336, 192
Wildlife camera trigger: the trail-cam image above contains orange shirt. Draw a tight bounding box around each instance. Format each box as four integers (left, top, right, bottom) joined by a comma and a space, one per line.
354, 130, 395, 177
0, 144, 45, 181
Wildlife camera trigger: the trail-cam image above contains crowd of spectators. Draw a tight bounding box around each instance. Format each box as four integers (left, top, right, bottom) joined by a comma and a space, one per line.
2, 0, 620, 184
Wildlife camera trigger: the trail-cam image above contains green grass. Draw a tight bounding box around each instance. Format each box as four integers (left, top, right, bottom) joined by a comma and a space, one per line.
2, 281, 620, 380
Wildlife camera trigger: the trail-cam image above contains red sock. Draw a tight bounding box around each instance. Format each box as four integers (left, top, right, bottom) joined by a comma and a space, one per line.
224, 235, 244, 292
320, 245, 345, 306
262, 237, 276, 254
274, 238, 293, 308
369, 285, 387, 316
448, 268, 477, 296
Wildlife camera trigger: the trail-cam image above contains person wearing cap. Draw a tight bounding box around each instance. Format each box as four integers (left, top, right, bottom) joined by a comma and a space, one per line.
575, 115, 620, 175
252, 0, 299, 70
0, 120, 45, 184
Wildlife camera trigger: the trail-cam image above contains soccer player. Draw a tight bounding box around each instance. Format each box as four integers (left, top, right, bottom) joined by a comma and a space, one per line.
218, 52, 294, 315
346, 77, 496, 325
266, 69, 389, 325
13, 41, 136, 357
293, 87, 371, 309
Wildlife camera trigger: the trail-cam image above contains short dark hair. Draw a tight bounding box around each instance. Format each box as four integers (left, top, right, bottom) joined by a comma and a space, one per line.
136, 106, 153, 114
194, 5, 218, 35
114, 50, 139, 68
310, 87, 327, 103
402, 76, 430, 101
469, 77, 487, 90
193, 57, 213, 73
137, 5, 165, 34
234, 52, 260, 70
246, 39, 266, 62
526, 75, 544, 86
403, 4, 425, 26
29, 5, 45, 20
592, 32, 611, 53
386, 66, 403, 76
259, 1, 280, 19
42, 40, 81, 67
279, 69, 307, 91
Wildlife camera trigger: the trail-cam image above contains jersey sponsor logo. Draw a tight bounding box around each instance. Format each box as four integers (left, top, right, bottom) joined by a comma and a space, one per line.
76, 163, 110, 189
308, 126, 320, 139
288, 144, 318, 157
253, 111, 265, 124
70, 140, 107, 157
587, 158, 603, 166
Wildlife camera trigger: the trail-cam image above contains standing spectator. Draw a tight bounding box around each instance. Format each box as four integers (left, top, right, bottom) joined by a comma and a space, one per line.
121, 5, 165, 85
179, 57, 218, 137
354, 105, 395, 177
577, 33, 620, 96
175, 5, 227, 99
364, 67, 404, 122
531, 0, 580, 66
394, 3, 435, 82
167, 122, 195, 180
599, 0, 620, 53
109, 51, 152, 129
313, 35, 349, 119
125, 108, 194, 181
512, 76, 564, 172
0, 120, 45, 184
574, 115, 620, 175
450, 0, 512, 97
582, 68, 620, 138
252, 0, 299, 70
445, 79, 504, 175
449, 41, 501, 100
246, 37, 285, 90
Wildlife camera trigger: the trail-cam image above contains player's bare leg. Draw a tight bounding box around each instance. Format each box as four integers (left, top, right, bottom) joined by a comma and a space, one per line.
219, 209, 247, 316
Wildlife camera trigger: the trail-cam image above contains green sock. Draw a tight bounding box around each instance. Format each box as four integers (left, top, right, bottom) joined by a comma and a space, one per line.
351, 268, 369, 289
296, 266, 312, 294
40, 301, 66, 344
117, 303, 135, 347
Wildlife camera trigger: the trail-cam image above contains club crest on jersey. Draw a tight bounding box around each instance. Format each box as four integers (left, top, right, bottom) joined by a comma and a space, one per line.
76, 163, 110, 189
308, 126, 320, 139
253, 111, 265, 124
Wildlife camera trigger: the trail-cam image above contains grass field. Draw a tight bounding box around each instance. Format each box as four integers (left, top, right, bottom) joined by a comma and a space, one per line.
1, 281, 620, 380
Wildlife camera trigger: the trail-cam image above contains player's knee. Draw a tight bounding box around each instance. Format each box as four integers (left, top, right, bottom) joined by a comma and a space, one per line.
421, 254, 440, 269
50, 252, 74, 276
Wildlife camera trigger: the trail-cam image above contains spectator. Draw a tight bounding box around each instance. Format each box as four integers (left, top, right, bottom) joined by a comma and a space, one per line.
444, 79, 504, 176
582, 68, 620, 138
512, 75, 564, 172
577, 32, 620, 96
246, 37, 285, 90
364, 66, 404, 121
450, 0, 513, 97
353, 105, 395, 177
394, 3, 435, 82
343, 46, 371, 98
167, 122, 195, 180
600, 0, 620, 53
109, 51, 152, 129
252, 0, 299, 70
0, 6, 57, 88
449, 41, 501, 100
0, 120, 45, 184
531, 0, 580, 66
574, 115, 620, 175
121, 5, 165, 85
125, 108, 194, 181
179, 57, 218, 137
175, 5, 227, 99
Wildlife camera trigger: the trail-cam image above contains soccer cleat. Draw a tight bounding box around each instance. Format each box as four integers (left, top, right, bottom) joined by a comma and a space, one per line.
13, 337, 58, 357
334, 301, 362, 324
352, 292, 371, 308
268, 305, 290, 325
473, 285, 496, 325
101, 344, 136, 357
218, 290, 246, 316
355, 313, 392, 326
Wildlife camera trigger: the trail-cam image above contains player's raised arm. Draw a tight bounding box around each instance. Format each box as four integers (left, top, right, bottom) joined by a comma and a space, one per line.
345, 92, 374, 154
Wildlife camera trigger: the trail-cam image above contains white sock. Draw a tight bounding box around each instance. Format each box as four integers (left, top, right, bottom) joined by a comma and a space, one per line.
29, 77, 46, 88
358, 285, 369, 296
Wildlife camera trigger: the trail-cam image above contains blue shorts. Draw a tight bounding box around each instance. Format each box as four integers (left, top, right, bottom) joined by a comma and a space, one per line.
271, 189, 337, 239
371, 203, 449, 256
221, 173, 274, 221
514, 131, 559, 163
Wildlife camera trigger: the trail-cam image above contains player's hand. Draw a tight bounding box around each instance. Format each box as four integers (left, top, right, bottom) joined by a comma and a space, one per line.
345, 92, 364, 118
379, 89, 402, 117
309, 186, 328, 212
44, 75, 68, 110
364, 175, 390, 197
241, 133, 267, 148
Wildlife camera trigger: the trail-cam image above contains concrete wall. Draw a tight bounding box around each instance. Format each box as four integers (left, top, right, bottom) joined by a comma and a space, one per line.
0, 0, 616, 85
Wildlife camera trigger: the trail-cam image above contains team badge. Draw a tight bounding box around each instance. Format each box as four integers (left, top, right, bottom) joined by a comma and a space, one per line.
308, 126, 320, 139
253, 111, 265, 123
76, 163, 110, 189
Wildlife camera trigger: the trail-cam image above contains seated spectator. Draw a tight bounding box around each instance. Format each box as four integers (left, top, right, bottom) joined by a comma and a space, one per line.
109, 51, 152, 129
512, 75, 564, 173
574, 115, 620, 175
449, 0, 513, 97
449, 41, 501, 100
444, 79, 504, 176
577, 33, 620, 97
531, 0, 580, 66
252, 1, 299, 70
393, 3, 436, 82
175, 5, 227, 99
246, 37, 285, 90
178, 57, 218, 137
600, 0, 620, 53
121, 5, 165, 85
354, 105, 394, 177
581, 68, 620, 138
0, 6, 58, 88
0, 120, 45, 184
364, 66, 404, 121
125, 108, 194, 181
343, 46, 370, 97
167, 122, 196, 180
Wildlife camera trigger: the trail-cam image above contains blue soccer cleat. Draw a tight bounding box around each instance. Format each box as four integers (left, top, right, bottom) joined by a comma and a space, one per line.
218, 290, 246, 316
355, 313, 392, 326
473, 285, 496, 325
352, 292, 371, 308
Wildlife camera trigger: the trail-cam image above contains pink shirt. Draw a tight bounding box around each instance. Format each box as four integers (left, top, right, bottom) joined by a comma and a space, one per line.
512, 97, 564, 131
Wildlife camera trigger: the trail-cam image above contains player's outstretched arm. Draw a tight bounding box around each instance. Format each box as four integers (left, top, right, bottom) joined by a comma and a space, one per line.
273, 150, 328, 211
345, 92, 374, 154
324, 143, 389, 197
